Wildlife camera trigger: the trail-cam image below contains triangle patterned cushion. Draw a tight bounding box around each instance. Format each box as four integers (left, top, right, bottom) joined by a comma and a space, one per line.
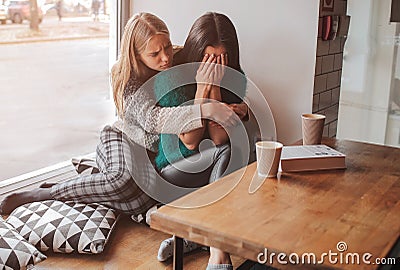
6, 200, 119, 254
71, 157, 99, 175
0, 216, 46, 269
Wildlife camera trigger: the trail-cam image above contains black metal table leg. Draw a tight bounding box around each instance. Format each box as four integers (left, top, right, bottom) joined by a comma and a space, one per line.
173, 235, 184, 270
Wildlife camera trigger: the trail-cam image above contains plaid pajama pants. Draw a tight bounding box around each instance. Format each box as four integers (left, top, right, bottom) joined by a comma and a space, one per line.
50, 126, 156, 215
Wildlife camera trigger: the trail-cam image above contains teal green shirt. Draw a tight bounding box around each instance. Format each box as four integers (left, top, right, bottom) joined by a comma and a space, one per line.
154, 68, 247, 170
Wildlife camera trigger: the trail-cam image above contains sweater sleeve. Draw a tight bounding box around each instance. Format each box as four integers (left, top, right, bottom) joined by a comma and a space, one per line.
123, 88, 203, 135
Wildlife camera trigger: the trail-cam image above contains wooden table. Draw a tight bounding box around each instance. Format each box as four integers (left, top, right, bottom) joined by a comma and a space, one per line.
150, 138, 400, 269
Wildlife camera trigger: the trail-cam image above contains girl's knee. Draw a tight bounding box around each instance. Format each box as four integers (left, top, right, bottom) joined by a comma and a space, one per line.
106, 167, 132, 188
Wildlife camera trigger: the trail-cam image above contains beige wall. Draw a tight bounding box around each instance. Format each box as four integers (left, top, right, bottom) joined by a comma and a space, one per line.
130, 0, 319, 144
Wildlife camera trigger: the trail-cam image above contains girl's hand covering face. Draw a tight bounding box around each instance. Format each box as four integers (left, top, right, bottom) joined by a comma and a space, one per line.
196, 53, 228, 90
212, 53, 228, 86
196, 53, 217, 89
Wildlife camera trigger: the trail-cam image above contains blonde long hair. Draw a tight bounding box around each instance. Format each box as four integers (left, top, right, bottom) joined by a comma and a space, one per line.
111, 13, 169, 117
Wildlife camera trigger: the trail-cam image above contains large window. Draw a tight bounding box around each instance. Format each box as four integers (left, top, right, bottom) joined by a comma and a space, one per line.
0, 0, 115, 181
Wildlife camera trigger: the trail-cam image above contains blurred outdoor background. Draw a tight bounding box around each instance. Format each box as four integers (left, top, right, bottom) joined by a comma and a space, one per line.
0, 0, 115, 181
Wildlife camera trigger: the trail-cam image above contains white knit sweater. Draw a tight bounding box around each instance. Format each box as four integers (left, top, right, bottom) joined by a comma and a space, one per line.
113, 77, 203, 152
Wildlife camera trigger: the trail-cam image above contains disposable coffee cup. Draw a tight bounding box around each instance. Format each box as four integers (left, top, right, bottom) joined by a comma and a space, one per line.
255, 141, 283, 178
301, 114, 326, 145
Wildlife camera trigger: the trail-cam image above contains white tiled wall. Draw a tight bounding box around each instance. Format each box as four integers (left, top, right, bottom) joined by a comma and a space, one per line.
313, 0, 348, 138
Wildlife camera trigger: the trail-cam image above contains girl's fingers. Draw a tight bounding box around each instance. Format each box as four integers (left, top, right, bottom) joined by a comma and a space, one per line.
198, 54, 209, 73
218, 54, 225, 83
204, 55, 217, 78
202, 54, 215, 77
205, 54, 215, 66
197, 54, 213, 85
216, 56, 222, 82
225, 53, 228, 66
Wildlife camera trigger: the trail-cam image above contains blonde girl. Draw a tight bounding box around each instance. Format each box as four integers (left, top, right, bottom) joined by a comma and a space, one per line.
1, 12, 238, 219
1, 12, 244, 270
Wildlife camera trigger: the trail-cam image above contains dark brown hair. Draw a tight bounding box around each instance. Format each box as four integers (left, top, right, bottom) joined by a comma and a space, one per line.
174, 12, 242, 72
